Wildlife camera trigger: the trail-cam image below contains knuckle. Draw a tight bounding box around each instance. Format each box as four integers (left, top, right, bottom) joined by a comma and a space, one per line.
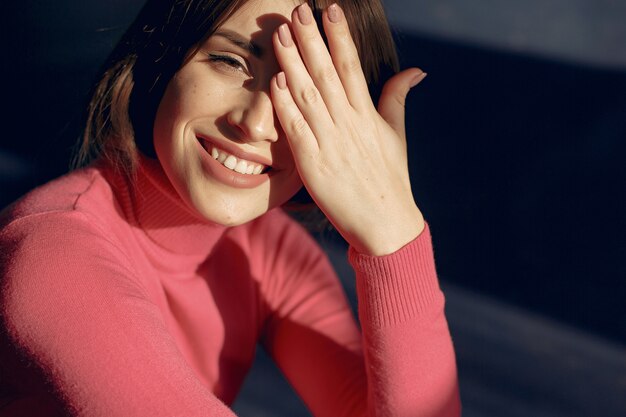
302, 30, 318, 42
316, 158, 334, 177
392, 93, 406, 109
314, 65, 338, 84
290, 116, 308, 136
339, 57, 362, 75
300, 86, 319, 105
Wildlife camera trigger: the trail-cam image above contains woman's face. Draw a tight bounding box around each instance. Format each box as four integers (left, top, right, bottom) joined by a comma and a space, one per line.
153, 0, 303, 226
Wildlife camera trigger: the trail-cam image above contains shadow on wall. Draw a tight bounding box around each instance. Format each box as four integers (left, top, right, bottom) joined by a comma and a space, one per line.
1, 2, 625, 346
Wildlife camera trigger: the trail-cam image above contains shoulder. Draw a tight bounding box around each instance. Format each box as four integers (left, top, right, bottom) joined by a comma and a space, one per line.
0, 167, 132, 290
0, 170, 142, 345
0, 166, 118, 229
1, 166, 127, 246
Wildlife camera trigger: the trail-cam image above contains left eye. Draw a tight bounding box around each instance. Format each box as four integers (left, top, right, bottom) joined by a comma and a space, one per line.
207, 53, 248, 74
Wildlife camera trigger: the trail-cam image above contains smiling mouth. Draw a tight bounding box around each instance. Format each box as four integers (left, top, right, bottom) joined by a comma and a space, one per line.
198, 138, 270, 175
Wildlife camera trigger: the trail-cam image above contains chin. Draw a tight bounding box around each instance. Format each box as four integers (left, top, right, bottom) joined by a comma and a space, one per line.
169, 160, 302, 227
186, 191, 271, 227
201, 209, 263, 227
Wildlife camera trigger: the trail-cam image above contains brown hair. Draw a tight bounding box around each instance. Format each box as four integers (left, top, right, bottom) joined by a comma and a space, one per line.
74, 0, 399, 174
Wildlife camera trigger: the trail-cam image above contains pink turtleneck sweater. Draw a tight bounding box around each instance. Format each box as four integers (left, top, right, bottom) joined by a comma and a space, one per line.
0, 158, 460, 417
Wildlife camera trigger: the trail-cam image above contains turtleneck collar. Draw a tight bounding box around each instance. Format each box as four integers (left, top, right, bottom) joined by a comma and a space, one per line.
104, 154, 228, 259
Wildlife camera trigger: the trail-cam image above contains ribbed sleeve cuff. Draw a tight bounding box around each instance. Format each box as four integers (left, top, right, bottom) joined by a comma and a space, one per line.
348, 222, 442, 327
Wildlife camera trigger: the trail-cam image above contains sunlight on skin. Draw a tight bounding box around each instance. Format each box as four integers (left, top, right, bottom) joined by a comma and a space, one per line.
270, 3, 426, 255
154, 0, 425, 255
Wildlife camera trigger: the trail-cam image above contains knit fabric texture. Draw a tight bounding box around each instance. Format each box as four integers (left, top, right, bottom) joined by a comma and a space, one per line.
0, 158, 460, 416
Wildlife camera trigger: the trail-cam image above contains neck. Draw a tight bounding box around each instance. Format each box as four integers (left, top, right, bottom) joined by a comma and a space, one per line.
106, 154, 228, 258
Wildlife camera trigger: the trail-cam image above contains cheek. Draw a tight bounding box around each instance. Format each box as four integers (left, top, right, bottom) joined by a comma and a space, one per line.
154, 81, 203, 150
154, 83, 184, 139
152, 84, 192, 180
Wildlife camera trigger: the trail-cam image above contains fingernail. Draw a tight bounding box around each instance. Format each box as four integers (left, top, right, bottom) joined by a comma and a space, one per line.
410, 72, 427, 88
297, 3, 313, 25
278, 24, 293, 47
328, 4, 341, 23
276, 72, 287, 89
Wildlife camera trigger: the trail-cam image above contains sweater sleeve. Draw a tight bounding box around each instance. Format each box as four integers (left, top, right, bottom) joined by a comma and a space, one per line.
259, 218, 460, 417
349, 222, 461, 417
0, 212, 236, 417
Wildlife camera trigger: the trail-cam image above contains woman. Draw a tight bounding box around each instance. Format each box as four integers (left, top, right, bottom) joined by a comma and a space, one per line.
0, 0, 461, 415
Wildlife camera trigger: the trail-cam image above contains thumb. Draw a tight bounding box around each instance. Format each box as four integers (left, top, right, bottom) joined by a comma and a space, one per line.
377, 68, 427, 138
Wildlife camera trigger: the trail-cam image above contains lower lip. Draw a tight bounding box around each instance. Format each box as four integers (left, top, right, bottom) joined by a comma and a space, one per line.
195, 138, 271, 189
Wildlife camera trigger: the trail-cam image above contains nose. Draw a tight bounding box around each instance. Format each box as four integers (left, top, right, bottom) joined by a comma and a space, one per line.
227, 90, 279, 143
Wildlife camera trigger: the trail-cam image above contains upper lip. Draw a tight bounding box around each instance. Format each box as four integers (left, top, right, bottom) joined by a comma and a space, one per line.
196, 135, 273, 168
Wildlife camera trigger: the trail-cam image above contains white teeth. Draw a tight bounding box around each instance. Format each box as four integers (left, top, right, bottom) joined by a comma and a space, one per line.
205, 142, 267, 175
224, 155, 237, 170
234, 160, 248, 174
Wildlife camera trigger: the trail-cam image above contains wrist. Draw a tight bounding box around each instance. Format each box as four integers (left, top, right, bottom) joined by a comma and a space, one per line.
351, 207, 425, 256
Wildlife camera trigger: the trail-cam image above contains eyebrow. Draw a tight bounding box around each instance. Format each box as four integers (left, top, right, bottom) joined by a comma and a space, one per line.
212, 29, 264, 58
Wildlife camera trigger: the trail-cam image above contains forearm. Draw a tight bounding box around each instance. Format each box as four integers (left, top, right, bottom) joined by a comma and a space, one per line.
350, 222, 461, 417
